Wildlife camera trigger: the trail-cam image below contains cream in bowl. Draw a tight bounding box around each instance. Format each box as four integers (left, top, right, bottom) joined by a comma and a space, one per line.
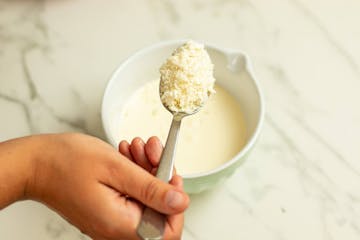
117, 80, 246, 175
102, 40, 264, 193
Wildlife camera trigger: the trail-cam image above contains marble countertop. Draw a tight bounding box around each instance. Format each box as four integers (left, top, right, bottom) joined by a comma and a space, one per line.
1, 0, 359, 239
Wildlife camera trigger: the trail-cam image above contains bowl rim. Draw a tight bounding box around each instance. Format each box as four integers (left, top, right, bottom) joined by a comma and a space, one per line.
101, 39, 265, 179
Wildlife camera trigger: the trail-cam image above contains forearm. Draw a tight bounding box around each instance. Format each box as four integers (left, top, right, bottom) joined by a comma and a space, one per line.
0, 135, 40, 209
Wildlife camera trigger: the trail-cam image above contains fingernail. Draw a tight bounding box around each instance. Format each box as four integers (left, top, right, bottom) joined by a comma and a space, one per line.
166, 190, 185, 209
133, 137, 144, 146
157, 139, 163, 148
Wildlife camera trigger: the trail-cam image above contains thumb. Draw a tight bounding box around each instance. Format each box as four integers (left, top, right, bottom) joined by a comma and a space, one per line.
120, 161, 190, 215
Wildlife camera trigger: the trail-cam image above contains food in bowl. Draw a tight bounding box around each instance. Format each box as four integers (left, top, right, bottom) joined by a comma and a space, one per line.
159, 41, 216, 113
116, 79, 246, 175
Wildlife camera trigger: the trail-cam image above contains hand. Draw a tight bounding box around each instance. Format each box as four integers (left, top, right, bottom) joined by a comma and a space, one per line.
119, 137, 185, 239
25, 133, 189, 240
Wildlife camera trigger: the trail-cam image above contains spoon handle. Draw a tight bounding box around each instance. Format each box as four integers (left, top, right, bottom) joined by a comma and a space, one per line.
137, 117, 182, 240
156, 117, 181, 181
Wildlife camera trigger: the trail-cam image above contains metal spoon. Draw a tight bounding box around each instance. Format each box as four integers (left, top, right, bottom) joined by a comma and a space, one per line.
136, 101, 200, 240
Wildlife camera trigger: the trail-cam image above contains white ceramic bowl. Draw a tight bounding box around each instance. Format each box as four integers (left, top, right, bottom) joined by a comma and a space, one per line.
102, 40, 264, 194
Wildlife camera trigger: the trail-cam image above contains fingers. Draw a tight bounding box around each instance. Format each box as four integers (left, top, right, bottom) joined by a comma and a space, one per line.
111, 158, 189, 215
129, 138, 152, 172
165, 175, 185, 239
88, 184, 141, 240
170, 174, 182, 190
120, 136, 163, 175
165, 213, 184, 240
144, 136, 163, 167
118, 140, 133, 161
115, 136, 189, 215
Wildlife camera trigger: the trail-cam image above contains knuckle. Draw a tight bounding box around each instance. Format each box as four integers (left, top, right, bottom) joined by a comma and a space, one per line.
100, 224, 121, 240
142, 178, 159, 204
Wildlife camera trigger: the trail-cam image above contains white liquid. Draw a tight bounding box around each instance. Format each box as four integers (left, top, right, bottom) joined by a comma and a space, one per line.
116, 80, 246, 175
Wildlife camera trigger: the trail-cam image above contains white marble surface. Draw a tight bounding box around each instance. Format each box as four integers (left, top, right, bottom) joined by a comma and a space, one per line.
1, 0, 360, 239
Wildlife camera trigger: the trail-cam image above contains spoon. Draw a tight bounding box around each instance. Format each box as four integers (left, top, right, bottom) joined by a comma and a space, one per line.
136, 101, 200, 240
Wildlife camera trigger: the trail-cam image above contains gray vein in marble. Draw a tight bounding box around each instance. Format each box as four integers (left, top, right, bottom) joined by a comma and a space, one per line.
162, 0, 180, 24
42, 98, 88, 132
226, 189, 253, 215
184, 225, 200, 240
78, 233, 88, 240
266, 115, 336, 201
339, 193, 360, 237
351, 223, 360, 236
0, 33, 33, 46
78, 234, 88, 240
194, 0, 263, 24
289, 0, 360, 76
190, 0, 205, 11
226, 188, 286, 240
0, 91, 88, 134
191, 0, 247, 12
267, 116, 360, 236
226, 182, 290, 239
146, 0, 180, 39
266, 64, 300, 96
214, 0, 249, 7
287, 110, 360, 176
318, 204, 330, 240
45, 218, 67, 239
18, 0, 48, 39
21, 44, 39, 100
33, 18, 48, 39
0, 3, 89, 135
19, 42, 88, 133
348, 193, 360, 203
0, 92, 35, 132
148, 0, 180, 25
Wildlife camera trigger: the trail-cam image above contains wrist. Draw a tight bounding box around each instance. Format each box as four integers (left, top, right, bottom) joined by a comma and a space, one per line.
25, 134, 58, 202
0, 135, 43, 208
